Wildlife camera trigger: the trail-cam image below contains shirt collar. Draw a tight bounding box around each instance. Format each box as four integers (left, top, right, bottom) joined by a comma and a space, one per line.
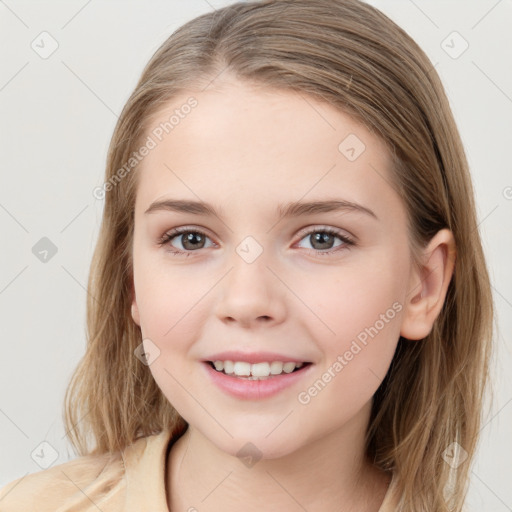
123, 429, 173, 511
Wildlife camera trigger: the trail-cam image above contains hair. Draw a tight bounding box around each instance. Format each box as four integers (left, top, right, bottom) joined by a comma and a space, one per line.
63, 1, 494, 510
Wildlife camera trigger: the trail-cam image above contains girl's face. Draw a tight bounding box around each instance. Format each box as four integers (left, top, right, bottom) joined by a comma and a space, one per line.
131, 78, 414, 459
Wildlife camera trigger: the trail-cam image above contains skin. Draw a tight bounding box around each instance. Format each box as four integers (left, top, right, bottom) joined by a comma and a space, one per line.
130, 76, 456, 511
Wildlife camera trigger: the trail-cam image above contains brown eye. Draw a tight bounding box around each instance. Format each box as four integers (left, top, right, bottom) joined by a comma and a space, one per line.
179, 231, 207, 250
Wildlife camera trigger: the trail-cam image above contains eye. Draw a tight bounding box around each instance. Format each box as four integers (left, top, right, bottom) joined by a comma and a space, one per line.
157, 227, 215, 256
157, 226, 355, 257
295, 227, 354, 256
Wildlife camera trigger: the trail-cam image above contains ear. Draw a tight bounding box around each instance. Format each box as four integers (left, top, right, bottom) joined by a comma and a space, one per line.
130, 280, 141, 327
400, 228, 456, 340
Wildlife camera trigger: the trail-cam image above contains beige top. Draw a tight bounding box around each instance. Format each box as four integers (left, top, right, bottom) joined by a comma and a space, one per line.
0, 429, 399, 511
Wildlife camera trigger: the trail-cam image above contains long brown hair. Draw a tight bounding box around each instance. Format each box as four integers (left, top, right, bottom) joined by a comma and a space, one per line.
63, 1, 494, 510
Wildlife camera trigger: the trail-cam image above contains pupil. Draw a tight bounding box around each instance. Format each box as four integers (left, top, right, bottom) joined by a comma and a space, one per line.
312, 232, 333, 250
183, 232, 204, 250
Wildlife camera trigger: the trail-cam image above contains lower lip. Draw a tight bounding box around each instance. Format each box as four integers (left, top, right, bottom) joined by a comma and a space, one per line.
202, 362, 314, 400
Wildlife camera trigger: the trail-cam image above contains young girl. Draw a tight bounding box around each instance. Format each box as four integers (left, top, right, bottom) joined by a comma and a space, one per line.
0, 0, 493, 510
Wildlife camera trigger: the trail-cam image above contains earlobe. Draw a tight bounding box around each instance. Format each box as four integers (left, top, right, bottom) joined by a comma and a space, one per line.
131, 301, 141, 326
400, 228, 456, 340
130, 281, 141, 326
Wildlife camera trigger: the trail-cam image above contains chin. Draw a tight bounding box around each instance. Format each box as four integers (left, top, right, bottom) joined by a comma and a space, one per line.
214, 431, 302, 463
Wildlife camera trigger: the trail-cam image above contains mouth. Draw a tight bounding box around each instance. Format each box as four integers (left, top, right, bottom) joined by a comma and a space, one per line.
206, 360, 313, 380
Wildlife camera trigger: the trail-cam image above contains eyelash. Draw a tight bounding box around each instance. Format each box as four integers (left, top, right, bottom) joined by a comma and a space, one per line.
157, 226, 355, 258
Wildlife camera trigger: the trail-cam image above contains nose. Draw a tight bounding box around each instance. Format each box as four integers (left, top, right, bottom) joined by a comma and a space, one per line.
213, 250, 287, 329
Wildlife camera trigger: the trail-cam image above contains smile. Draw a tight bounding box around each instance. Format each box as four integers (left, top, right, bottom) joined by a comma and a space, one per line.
203, 360, 314, 400
208, 360, 311, 379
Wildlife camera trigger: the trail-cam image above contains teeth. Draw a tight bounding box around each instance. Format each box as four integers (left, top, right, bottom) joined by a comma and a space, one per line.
251, 362, 271, 377
233, 361, 251, 376
211, 360, 306, 378
223, 360, 234, 374
213, 361, 224, 371
282, 362, 296, 373
270, 361, 283, 375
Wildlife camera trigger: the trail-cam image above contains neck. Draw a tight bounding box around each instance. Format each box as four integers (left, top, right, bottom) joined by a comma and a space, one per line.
167, 401, 391, 512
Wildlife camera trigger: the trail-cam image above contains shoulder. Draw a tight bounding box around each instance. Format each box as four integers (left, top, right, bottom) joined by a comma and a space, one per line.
0, 434, 159, 512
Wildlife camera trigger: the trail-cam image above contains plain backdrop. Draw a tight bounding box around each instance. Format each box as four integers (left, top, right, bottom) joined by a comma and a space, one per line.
0, 0, 511, 510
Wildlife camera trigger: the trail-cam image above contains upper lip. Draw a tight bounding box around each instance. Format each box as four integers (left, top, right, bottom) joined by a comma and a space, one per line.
203, 351, 312, 364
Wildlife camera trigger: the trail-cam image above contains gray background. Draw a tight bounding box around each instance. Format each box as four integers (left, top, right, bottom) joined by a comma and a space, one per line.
0, 0, 511, 510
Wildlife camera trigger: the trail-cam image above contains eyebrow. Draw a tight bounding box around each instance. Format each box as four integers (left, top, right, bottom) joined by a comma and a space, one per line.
144, 198, 377, 220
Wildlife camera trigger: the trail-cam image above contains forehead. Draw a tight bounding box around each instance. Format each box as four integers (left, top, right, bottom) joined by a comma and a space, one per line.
134, 79, 400, 221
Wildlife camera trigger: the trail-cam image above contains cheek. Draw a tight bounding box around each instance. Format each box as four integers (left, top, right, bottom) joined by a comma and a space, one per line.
133, 263, 205, 413
295, 253, 405, 382
294, 264, 403, 422
133, 258, 208, 341
302, 256, 404, 332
